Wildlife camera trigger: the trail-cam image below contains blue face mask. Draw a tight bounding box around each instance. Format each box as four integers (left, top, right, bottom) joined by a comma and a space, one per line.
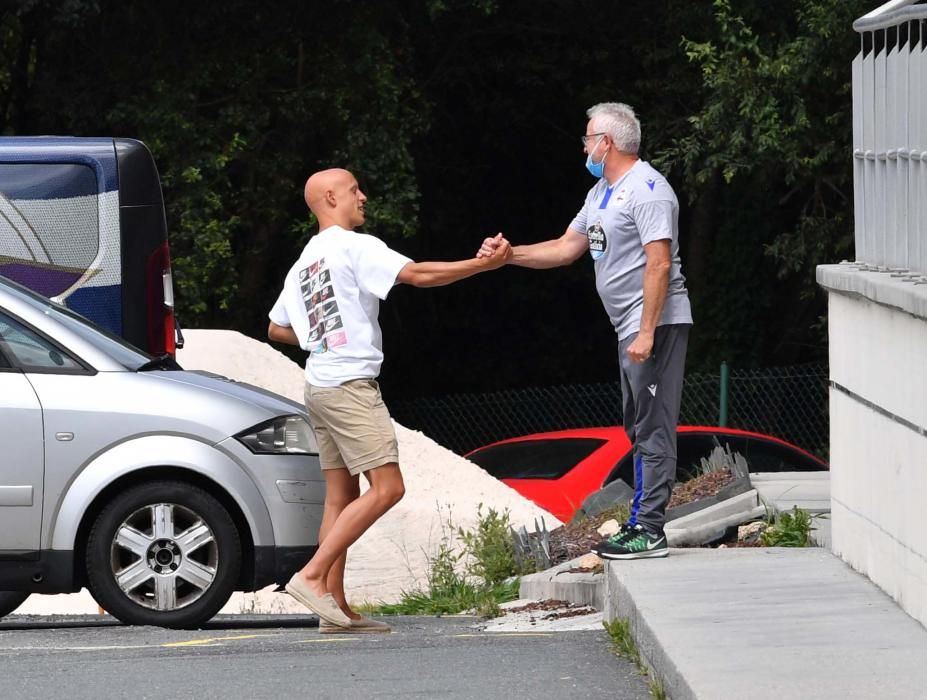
585, 136, 608, 178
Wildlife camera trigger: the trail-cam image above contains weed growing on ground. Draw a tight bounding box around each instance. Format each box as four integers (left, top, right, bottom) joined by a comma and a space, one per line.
458, 504, 520, 584
371, 579, 519, 617
605, 618, 642, 667
364, 505, 522, 617
761, 506, 814, 547
604, 618, 666, 700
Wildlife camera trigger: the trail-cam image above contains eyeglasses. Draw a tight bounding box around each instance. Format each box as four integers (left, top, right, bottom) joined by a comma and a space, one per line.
580, 132, 607, 146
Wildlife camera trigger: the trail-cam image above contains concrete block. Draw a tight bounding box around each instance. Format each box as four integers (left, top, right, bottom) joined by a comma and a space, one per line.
665, 505, 767, 547
572, 479, 635, 523
664, 489, 760, 530
664, 474, 752, 522
518, 556, 604, 610
752, 472, 831, 515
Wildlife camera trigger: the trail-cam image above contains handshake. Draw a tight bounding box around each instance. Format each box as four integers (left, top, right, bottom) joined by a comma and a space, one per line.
475, 232, 513, 269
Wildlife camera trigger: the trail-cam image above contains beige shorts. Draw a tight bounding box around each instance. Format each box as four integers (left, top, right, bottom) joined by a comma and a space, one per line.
305, 379, 400, 475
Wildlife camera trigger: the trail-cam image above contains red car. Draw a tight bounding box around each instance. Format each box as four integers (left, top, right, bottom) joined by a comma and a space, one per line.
464, 426, 828, 522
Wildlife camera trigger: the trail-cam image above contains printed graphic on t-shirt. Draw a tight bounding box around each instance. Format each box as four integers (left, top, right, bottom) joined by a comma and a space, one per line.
588, 220, 607, 260
299, 257, 347, 353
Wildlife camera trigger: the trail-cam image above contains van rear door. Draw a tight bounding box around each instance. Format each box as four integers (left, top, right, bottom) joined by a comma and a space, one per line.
0, 137, 177, 356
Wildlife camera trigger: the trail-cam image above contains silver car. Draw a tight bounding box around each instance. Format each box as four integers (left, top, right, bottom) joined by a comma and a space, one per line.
0, 275, 324, 628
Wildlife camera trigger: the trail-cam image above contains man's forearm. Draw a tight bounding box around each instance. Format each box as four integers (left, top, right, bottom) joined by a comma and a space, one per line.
511, 240, 572, 269
400, 258, 494, 288
639, 262, 670, 336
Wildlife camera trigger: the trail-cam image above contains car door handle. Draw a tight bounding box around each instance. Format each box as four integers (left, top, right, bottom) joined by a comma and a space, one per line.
0, 486, 33, 506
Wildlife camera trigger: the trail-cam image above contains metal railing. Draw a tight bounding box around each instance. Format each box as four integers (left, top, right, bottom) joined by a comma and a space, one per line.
852, 0, 927, 274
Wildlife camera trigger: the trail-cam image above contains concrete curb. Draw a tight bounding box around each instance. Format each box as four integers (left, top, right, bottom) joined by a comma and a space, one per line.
603, 559, 697, 700
518, 557, 605, 610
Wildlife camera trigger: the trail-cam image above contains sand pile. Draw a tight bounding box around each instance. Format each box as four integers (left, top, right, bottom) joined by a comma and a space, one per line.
177, 330, 560, 611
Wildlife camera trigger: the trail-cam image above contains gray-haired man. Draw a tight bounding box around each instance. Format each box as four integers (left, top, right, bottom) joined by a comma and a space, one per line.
478, 102, 692, 558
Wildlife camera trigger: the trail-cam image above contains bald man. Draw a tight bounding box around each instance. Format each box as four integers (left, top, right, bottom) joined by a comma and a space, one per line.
268, 168, 511, 631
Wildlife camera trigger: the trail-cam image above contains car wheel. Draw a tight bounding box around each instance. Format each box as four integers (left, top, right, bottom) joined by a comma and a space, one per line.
0, 591, 29, 618
86, 481, 241, 629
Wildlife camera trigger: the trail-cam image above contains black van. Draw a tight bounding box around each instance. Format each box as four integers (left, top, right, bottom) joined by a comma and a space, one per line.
0, 137, 178, 356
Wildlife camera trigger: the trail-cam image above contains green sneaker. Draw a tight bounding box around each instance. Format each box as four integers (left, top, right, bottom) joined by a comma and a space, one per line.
588, 521, 629, 556
591, 524, 668, 560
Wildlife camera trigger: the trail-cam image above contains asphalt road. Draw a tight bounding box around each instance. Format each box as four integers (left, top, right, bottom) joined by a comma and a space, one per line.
0, 614, 651, 700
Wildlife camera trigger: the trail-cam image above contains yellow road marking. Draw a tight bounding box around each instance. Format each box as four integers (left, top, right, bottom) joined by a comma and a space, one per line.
161, 633, 275, 647
293, 638, 362, 644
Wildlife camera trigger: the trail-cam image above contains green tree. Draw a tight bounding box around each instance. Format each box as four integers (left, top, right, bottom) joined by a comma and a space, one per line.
0, 0, 869, 397
655, 0, 867, 367
9, 1, 429, 330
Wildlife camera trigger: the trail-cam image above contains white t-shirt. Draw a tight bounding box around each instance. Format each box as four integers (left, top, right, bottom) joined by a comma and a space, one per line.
269, 225, 412, 387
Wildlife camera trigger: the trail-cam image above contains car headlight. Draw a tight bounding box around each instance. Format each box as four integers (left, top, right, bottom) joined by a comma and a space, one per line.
236, 415, 316, 455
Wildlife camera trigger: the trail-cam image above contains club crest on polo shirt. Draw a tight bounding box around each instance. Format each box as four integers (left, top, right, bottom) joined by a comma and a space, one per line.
588, 220, 606, 260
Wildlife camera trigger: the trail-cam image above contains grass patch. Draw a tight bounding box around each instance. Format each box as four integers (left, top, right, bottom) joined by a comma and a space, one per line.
370, 578, 519, 617
604, 618, 666, 700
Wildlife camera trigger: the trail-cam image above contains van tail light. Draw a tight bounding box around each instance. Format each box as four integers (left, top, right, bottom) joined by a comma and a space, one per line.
145, 240, 177, 357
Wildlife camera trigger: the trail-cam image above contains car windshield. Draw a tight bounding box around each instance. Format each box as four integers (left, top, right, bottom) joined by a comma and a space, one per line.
0, 275, 154, 370
468, 438, 607, 479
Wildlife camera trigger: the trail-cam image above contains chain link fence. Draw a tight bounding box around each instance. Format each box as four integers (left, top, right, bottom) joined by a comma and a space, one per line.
390, 363, 829, 458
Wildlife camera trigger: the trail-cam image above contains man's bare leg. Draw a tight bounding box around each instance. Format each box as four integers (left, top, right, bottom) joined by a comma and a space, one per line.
318, 469, 361, 618
296, 463, 405, 599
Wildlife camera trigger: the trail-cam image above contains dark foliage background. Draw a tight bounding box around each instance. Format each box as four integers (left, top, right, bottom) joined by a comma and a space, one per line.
0, 0, 869, 399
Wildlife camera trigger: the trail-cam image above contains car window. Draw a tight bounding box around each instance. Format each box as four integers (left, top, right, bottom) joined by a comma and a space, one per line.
603, 432, 752, 488
0, 312, 83, 372
744, 436, 825, 472
603, 451, 635, 488
0, 275, 152, 369
468, 438, 607, 480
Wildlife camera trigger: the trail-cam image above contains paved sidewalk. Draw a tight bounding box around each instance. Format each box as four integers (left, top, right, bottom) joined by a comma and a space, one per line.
603, 548, 927, 700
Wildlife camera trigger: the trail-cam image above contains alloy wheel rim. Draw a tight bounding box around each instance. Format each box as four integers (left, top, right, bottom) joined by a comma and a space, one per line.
110, 503, 219, 611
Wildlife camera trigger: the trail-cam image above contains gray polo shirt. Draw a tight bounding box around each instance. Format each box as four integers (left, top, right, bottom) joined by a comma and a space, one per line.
569, 159, 693, 341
